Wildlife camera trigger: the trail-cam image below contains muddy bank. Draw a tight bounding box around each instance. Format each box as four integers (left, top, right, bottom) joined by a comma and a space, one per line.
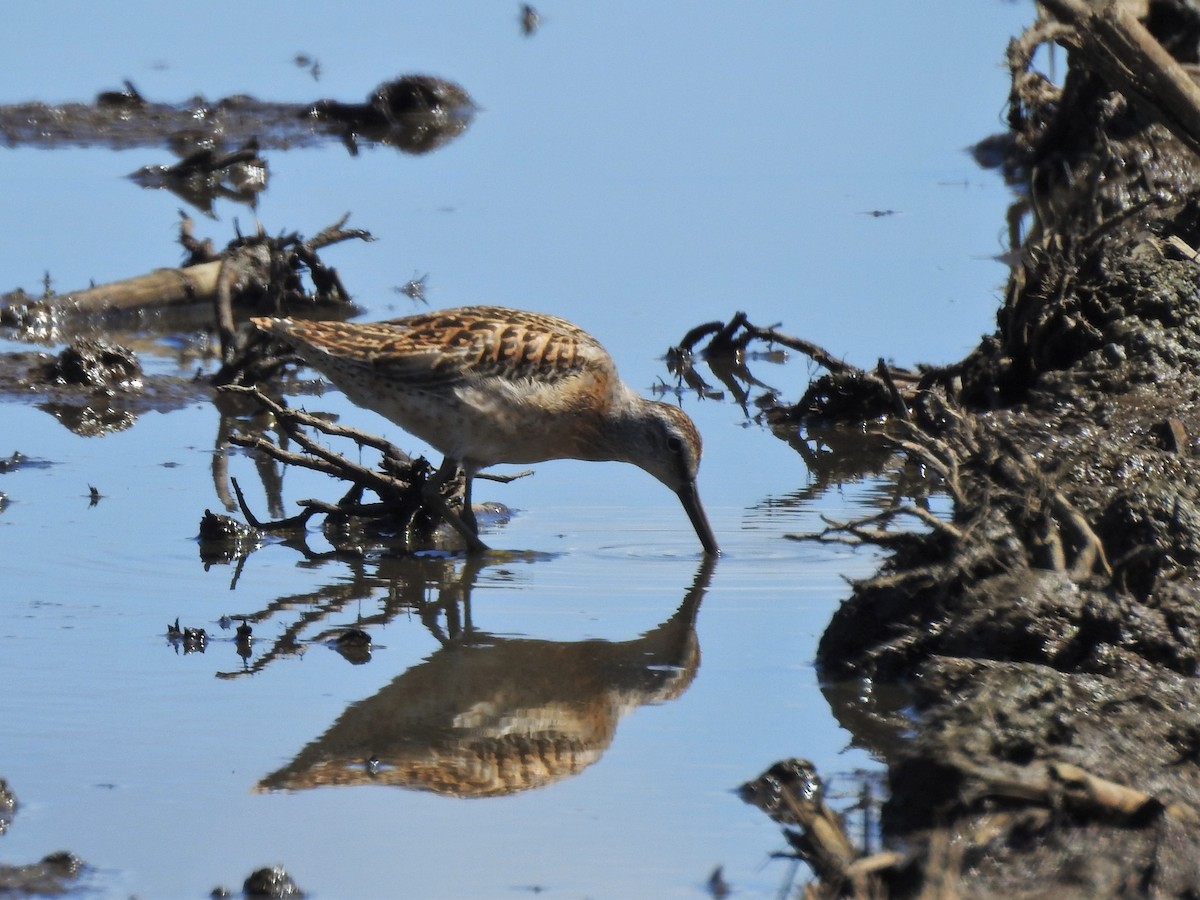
703, 1, 1200, 894
0, 75, 474, 156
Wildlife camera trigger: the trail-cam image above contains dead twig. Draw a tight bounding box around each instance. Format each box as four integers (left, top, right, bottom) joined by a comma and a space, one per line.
875, 358, 912, 422
218, 383, 487, 551
1051, 488, 1114, 579
306, 212, 375, 250
230, 476, 318, 532
224, 386, 415, 501
1041, 0, 1200, 160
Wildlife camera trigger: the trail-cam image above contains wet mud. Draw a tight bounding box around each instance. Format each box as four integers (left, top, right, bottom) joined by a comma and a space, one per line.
678, 1, 1200, 895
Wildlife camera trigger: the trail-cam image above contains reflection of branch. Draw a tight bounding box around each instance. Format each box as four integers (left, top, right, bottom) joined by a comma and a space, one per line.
209, 554, 515, 679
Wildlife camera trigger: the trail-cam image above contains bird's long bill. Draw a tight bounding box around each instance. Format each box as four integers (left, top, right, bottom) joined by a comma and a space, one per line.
676, 480, 720, 555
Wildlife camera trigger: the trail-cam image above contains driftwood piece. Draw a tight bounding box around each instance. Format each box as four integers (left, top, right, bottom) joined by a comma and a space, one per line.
0, 214, 371, 366
222, 385, 421, 503
1, 261, 226, 327
1041, 0, 1200, 159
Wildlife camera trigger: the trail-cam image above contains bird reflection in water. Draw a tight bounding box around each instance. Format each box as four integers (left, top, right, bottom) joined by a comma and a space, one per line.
257, 557, 714, 797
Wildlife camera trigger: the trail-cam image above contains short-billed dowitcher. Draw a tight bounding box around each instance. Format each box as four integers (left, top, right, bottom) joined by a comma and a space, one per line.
252, 306, 719, 555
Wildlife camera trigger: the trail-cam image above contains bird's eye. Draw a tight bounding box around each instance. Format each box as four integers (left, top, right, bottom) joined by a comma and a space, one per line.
666, 436, 684, 454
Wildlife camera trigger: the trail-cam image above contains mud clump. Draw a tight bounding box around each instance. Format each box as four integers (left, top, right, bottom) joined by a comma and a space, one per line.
241, 864, 304, 898
39, 339, 143, 391
0, 852, 86, 895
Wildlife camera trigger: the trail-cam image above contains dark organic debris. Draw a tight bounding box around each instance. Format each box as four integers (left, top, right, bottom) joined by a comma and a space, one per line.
7, 340, 156, 436
292, 53, 321, 81
167, 617, 208, 654
739, 759, 899, 898
242, 865, 304, 898
308, 75, 476, 155
520, 4, 541, 36
394, 272, 429, 305
705, 865, 730, 899
0, 851, 86, 895
668, 310, 923, 426
654, 3, 1200, 894
198, 509, 263, 566
200, 511, 253, 539
0, 451, 28, 473
1, 213, 369, 367
96, 80, 145, 110
0, 778, 16, 836
215, 384, 527, 556
333, 628, 372, 665
719, 1, 1200, 895
0, 76, 474, 156
0, 347, 196, 437
39, 339, 143, 391
129, 138, 268, 215
0, 214, 377, 435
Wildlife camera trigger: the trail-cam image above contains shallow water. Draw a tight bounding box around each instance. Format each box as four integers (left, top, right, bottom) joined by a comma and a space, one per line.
0, 2, 1031, 896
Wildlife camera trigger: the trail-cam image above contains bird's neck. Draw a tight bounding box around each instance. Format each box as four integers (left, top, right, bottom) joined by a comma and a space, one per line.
574, 388, 652, 466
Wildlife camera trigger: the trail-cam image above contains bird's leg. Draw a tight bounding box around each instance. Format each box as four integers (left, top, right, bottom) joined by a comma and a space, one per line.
424, 457, 489, 553
460, 472, 477, 535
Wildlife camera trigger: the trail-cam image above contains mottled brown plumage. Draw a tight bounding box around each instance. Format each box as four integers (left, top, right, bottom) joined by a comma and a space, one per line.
252, 306, 718, 554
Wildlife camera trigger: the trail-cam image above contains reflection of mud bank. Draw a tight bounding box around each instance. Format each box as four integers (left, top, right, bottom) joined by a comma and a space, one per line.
0, 75, 475, 156
720, 2, 1200, 894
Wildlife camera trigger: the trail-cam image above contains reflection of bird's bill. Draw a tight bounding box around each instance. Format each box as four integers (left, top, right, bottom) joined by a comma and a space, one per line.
677, 481, 719, 556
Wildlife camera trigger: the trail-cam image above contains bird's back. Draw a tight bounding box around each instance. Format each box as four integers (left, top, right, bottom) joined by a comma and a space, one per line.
254, 306, 611, 386
251, 306, 621, 466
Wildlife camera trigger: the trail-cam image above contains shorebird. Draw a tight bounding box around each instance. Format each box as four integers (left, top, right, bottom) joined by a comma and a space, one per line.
251, 306, 719, 555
